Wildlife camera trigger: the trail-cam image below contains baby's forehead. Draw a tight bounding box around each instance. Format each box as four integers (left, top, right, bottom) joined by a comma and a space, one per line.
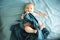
27, 3, 33, 5
26, 3, 34, 7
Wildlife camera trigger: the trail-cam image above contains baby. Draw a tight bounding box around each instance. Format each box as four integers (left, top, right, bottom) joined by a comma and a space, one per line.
21, 3, 49, 39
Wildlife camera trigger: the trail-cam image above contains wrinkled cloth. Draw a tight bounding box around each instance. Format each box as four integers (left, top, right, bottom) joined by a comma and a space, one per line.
10, 13, 49, 40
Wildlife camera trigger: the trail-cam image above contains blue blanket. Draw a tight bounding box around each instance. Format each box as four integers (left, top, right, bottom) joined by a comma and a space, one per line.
10, 13, 44, 40
10, 13, 50, 40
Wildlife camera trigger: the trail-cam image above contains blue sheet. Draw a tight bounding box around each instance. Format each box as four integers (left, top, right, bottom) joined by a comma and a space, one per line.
10, 13, 44, 40
0, 0, 60, 40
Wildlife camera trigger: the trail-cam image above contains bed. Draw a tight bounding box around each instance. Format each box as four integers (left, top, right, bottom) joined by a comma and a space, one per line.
0, 0, 60, 40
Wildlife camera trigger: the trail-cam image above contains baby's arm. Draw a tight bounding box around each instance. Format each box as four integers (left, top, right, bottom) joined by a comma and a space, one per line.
24, 22, 37, 33
34, 12, 48, 17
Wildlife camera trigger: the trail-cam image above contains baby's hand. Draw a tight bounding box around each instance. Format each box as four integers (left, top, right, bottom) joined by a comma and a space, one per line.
21, 14, 24, 19
44, 14, 48, 17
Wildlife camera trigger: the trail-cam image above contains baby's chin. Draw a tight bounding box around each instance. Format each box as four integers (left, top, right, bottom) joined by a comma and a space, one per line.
25, 12, 33, 13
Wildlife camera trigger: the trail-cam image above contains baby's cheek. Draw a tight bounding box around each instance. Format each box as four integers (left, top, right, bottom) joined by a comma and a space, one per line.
25, 10, 28, 12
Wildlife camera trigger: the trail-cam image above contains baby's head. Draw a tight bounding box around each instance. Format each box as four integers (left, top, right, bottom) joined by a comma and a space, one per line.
24, 3, 34, 13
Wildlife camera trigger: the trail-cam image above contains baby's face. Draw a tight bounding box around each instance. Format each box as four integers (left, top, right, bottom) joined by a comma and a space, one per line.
24, 4, 34, 13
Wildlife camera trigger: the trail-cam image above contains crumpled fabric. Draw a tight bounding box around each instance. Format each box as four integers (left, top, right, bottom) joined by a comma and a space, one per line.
10, 13, 50, 40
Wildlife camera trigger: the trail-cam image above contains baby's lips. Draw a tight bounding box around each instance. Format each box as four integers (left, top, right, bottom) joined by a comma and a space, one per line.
25, 12, 29, 13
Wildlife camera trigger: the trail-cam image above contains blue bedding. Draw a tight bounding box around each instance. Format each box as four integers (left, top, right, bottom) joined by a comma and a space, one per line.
0, 0, 60, 40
